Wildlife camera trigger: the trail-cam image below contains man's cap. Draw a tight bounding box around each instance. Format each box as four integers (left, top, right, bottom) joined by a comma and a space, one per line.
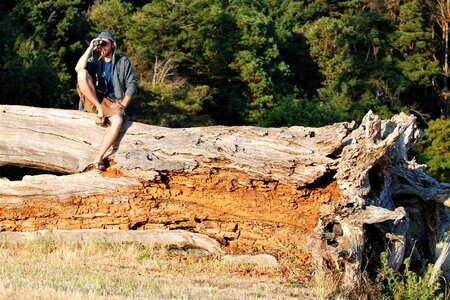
97, 32, 116, 47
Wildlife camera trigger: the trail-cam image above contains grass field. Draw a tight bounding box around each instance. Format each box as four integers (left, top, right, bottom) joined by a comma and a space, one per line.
0, 239, 315, 299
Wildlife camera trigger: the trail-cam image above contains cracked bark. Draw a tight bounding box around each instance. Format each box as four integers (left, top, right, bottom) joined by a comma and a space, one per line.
0, 105, 449, 287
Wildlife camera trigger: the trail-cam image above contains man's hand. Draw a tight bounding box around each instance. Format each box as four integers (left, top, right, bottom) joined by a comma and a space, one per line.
110, 102, 125, 115
90, 38, 100, 51
75, 39, 98, 73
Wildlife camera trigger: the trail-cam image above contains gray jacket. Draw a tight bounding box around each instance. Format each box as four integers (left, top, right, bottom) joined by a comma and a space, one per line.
86, 53, 138, 100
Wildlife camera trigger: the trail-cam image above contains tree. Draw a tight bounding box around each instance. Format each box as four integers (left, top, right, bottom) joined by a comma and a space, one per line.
88, 0, 134, 49
228, 5, 291, 123
9, 0, 90, 108
1, 0, 448, 133
414, 117, 450, 182
392, 0, 441, 119
0, 1, 62, 107
435, 0, 450, 118
303, 16, 349, 121
308, 5, 406, 120
2, 105, 449, 291
260, 95, 343, 127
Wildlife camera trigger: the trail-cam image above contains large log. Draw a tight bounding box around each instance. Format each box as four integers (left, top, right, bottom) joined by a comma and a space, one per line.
0, 105, 449, 286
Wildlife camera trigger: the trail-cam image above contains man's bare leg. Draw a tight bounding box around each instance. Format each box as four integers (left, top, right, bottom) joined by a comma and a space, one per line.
94, 114, 124, 164
77, 69, 104, 118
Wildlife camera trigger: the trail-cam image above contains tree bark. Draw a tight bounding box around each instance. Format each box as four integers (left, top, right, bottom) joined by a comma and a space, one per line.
0, 105, 449, 287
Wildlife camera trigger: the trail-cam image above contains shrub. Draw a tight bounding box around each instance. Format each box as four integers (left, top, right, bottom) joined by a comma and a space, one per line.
377, 252, 444, 300
413, 117, 450, 183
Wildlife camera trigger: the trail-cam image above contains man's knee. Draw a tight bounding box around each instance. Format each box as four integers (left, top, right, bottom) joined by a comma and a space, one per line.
110, 115, 123, 128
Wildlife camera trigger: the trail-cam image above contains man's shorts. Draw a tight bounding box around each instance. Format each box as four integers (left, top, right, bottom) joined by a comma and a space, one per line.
77, 85, 122, 117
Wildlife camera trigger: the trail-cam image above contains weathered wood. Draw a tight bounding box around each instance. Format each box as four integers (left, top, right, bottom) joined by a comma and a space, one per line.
0, 229, 225, 255
0, 228, 280, 267
430, 236, 450, 285
1, 105, 449, 288
0, 105, 348, 279
318, 111, 450, 287
0, 105, 350, 184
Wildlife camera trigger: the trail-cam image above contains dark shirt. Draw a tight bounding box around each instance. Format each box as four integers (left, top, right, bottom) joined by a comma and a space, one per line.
86, 53, 137, 100
97, 61, 116, 99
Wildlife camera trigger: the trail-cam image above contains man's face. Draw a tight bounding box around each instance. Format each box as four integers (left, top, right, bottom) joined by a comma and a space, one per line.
98, 39, 113, 58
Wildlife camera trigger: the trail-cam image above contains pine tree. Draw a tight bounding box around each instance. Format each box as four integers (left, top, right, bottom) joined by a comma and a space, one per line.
10, 0, 90, 107
414, 117, 450, 182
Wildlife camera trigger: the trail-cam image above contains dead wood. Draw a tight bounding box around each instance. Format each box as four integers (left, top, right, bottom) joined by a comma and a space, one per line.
0, 229, 225, 255
430, 235, 450, 285
0, 105, 449, 288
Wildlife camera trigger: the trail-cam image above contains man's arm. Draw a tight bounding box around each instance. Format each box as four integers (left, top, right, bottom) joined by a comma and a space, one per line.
120, 56, 138, 109
121, 95, 132, 108
75, 40, 95, 73
110, 56, 137, 114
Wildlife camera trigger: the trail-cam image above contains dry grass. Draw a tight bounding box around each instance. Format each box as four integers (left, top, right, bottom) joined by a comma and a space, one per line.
0, 239, 314, 299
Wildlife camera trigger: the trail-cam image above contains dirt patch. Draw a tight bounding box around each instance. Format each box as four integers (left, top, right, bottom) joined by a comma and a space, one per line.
0, 167, 342, 277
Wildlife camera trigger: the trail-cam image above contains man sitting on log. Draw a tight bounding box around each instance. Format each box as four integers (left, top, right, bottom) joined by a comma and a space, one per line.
75, 31, 137, 171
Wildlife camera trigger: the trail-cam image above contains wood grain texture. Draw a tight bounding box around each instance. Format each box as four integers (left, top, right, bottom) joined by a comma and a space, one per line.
1, 105, 449, 287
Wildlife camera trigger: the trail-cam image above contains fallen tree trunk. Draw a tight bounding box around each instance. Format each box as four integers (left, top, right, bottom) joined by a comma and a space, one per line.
0, 105, 449, 287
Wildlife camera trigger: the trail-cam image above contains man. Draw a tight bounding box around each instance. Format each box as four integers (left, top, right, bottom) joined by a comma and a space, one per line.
75, 32, 137, 171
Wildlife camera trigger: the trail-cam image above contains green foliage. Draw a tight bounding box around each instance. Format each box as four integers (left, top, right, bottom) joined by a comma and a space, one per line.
0, 0, 449, 187
414, 117, 450, 182
229, 7, 289, 123
378, 252, 444, 300
394, 0, 440, 86
260, 95, 344, 127
120, 0, 304, 125
129, 83, 214, 128
303, 16, 350, 117
4, 53, 64, 107
123, 0, 247, 124
1, 0, 90, 107
0, 6, 65, 107
304, 6, 410, 122
392, 0, 441, 114
88, 0, 134, 48
15, 0, 89, 74
126, 0, 234, 77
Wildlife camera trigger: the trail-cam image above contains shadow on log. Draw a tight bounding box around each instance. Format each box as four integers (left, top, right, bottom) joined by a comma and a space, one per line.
0, 105, 449, 287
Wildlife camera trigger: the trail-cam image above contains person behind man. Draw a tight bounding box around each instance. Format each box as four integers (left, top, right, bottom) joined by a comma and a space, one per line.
75, 32, 137, 171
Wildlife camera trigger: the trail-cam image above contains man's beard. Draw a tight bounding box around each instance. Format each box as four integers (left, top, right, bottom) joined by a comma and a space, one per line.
100, 48, 112, 58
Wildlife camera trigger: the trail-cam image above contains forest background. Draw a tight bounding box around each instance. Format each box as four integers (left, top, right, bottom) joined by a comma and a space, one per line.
0, 0, 448, 182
